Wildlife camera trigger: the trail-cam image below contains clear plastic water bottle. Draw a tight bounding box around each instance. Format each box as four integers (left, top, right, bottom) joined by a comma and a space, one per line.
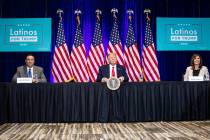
34, 74, 38, 83
205, 74, 209, 81
139, 73, 144, 82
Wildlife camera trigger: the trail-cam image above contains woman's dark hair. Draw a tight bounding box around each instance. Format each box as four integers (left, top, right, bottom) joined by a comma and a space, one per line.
190, 54, 202, 69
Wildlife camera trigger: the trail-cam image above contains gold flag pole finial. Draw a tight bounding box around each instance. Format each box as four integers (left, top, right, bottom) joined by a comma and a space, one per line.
95, 9, 102, 21
111, 8, 118, 19
127, 9, 134, 22
144, 9, 151, 20
57, 9, 64, 21
74, 9, 82, 26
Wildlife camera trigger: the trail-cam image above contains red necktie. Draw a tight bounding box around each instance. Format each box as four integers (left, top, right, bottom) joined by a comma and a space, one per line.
111, 66, 115, 77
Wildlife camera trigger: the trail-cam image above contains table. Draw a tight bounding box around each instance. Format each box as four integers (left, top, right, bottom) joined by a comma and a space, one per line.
0, 82, 210, 123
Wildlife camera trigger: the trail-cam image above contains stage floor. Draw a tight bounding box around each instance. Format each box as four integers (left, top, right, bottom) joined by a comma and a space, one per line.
0, 121, 210, 140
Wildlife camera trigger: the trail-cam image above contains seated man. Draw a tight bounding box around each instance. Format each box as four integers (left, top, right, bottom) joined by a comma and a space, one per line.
12, 54, 47, 83
96, 53, 129, 82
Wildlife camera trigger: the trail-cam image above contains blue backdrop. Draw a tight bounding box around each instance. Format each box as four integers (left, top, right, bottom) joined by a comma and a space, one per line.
0, 0, 210, 82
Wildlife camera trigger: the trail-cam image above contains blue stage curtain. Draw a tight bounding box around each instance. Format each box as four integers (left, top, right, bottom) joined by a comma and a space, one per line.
0, 0, 210, 82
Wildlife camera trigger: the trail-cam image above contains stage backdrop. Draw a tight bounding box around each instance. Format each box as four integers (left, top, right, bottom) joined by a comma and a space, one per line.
0, 0, 210, 82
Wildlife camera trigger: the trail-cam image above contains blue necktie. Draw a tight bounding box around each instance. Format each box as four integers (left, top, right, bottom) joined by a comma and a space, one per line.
28, 68, 32, 78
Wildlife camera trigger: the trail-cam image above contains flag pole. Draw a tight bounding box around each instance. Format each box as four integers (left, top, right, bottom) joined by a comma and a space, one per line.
143, 9, 150, 82
52, 9, 74, 83
142, 9, 161, 81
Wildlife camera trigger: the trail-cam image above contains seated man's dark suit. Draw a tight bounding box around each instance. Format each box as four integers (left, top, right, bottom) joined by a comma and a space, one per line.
96, 64, 129, 82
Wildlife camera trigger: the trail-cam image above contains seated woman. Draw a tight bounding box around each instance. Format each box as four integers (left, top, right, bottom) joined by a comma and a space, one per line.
184, 54, 209, 81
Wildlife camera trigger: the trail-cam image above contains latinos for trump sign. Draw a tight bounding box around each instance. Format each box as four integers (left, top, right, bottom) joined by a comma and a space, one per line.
0, 18, 51, 52
157, 18, 210, 51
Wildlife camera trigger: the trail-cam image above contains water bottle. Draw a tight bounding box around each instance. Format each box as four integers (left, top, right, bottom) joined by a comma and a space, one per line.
139, 73, 144, 82
204, 74, 209, 81
34, 74, 38, 83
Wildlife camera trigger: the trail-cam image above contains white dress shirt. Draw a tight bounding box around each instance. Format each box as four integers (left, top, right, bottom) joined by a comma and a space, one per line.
109, 64, 117, 78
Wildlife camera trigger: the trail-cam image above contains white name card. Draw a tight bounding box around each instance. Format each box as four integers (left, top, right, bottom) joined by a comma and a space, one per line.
17, 78, 33, 83
189, 76, 203, 81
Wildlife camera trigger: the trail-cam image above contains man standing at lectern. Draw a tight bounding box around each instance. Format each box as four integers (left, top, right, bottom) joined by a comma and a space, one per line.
96, 53, 129, 82
12, 54, 47, 83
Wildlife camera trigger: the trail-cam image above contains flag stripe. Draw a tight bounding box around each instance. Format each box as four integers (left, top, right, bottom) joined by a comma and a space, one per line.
125, 51, 140, 81
143, 48, 158, 81
124, 60, 134, 81
77, 46, 89, 80
97, 44, 104, 64
87, 45, 104, 82
71, 47, 88, 81
56, 46, 72, 78
52, 61, 65, 82
87, 54, 98, 82
129, 46, 141, 77
90, 47, 101, 68
124, 53, 136, 81
52, 68, 59, 82
128, 50, 140, 79
54, 50, 69, 80
88, 51, 99, 75
60, 44, 72, 72
53, 55, 68, 81
143, 46, 159, 79
71, 53, 84, 82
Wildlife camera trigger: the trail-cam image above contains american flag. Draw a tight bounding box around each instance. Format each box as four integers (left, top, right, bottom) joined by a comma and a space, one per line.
124, 20, 143, 82
87, 16, 105, 82
70, 18, 89, 82
142, 15, 160, 81
51, 16, 73, 83
107, 17, 124, 65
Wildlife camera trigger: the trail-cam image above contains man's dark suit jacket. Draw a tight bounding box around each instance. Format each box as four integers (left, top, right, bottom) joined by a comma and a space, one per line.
96, 64, 129, 82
